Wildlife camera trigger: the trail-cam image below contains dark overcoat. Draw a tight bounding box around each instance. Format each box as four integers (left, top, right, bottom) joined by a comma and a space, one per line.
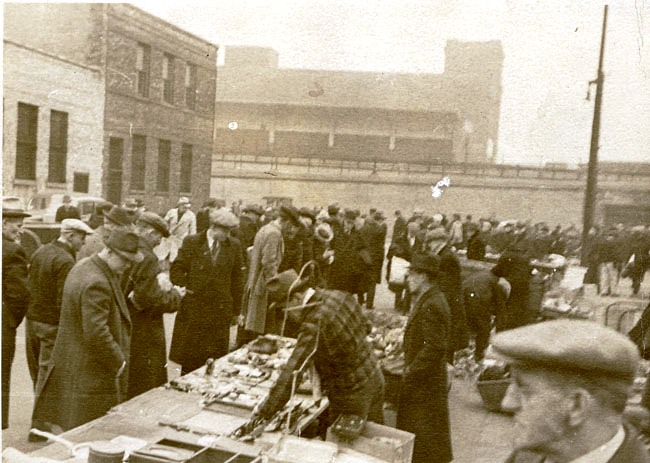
169, 233, 243, 373
437, 246, 469, 357
123, 240, 181, 399
2, 236, 30, 429
328, 228, 371, 294
361, 220, 387, 283
396, 284, 453, 463
32, 256, 131, 431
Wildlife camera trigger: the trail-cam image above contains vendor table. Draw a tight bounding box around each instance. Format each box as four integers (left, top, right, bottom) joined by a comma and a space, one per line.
29, 335, 328, 461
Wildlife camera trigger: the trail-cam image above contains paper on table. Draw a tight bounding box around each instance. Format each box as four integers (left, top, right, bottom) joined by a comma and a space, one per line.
182, 410, 249, 435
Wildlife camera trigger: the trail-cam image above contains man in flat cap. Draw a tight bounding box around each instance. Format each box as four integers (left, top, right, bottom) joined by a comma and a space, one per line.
165, 196, 196, 242
124, 212, 182, 398
33, 229, 143, 432
494, 320, 650, 463
26, 219, 94, 436
170, 208, 243, 374
2, 205, 31, 429
360, 211, 387, 310
240, 205, 300, 343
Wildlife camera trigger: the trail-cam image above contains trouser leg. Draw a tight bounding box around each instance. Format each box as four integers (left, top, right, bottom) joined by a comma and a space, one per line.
25, 319, 40, 388
2, 324, 17, 429
366, 284, 376, 309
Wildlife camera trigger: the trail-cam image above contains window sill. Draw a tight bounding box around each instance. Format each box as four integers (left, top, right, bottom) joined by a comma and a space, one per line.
129, 189, 146, 194
13, 179, 36, 186
46, 182, 67, 189
155, 191, 171, 196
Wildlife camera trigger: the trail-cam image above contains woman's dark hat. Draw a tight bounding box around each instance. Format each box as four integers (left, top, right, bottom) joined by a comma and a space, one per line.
279, 205, 301, 227
103, 229, 143, 262
137, 212, 170, 238
409, 253, 440, 277
105, 206, 134, 226
299, 207, 316, 222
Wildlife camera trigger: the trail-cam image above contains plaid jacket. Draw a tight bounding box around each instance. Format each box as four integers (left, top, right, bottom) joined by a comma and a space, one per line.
258, 289, 380, 419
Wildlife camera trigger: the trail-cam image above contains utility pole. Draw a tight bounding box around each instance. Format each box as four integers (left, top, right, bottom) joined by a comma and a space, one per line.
581, 5, 608, 266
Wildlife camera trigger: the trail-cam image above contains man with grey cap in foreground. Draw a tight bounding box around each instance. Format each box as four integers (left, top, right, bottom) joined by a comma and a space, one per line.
492, 319, 649, 463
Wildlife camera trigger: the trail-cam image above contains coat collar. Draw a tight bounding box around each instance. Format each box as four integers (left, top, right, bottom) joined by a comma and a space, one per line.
405, 284, 439, 333
90, 255, 131, 327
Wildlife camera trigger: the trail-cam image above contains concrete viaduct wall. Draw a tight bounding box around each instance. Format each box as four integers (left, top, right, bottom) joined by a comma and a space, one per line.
210, 155, 650, 226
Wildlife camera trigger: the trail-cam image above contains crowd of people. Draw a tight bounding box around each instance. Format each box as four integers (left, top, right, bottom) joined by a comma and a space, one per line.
2, 195, 650, 463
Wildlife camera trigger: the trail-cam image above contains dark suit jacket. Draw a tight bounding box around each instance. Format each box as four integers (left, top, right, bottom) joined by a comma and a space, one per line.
33, 256, 131, 431
2, 236, 30, 329
169, 232, 243, 371
505, 426, 650, 463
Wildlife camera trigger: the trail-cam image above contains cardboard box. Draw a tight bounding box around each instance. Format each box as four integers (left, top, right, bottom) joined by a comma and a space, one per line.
327, 422, 414, 463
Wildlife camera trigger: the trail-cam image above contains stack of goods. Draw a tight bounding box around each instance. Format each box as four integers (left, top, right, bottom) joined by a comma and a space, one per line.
364, 311, 407, 375
540, 290, 592, 320
169, 336, 297, 411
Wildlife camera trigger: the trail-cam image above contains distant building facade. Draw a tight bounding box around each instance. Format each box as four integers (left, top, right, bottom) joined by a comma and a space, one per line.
3, 4, 217, 213
215, 42, 503, 165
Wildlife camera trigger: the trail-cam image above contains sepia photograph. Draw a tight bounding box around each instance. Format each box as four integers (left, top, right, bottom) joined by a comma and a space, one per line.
2, 1, 650, 461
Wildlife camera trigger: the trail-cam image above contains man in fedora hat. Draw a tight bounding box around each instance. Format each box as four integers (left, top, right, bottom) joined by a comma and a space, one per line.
2, 205, 31, 429
77, 205, 134, 261
55, 194, 80, 222
26, 219, 94, 436
240, 205, 300, 343
494, 320, 650, 463
249, 269, 384, 429
124, 212, 182, 398
396, 253, 453, 463
360, 211, 387, 310
170, 208, 243, 374
32, 229, 142, 432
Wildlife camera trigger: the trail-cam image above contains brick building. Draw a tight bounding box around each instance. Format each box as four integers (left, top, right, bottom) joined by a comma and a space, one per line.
215, 42, 503, 165
3, 39, 105, 201
3, 4, 217, 213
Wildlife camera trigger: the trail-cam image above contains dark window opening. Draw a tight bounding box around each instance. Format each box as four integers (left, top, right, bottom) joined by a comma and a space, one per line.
157, 139, 171, 192
73, 172, 90, 193
180, 144, 192, 193
48, 110, 68, 183
185, 63, 196, 110
16, 102, 38, 180
131, 135, 146, 190
136, 43, 151, 98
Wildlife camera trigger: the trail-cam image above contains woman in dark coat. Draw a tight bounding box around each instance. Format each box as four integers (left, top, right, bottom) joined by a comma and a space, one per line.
396, 253, 453, 463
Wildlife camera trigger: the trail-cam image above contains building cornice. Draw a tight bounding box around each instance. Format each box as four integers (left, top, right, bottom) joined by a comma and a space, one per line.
4, 39, 102, 74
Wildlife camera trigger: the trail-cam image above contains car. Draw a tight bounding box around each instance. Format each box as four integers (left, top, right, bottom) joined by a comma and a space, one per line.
26, 193, 112, 223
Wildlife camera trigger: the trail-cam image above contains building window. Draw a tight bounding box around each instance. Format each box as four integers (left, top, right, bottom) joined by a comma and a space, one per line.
162, 53, 174, 104
16, 102, 38, 180
48, 110, 68, 183
185, 62, 197, 110
180, 143, 193, 193
136, 43, 151, 97
131, 135, 146, 190
157, 139, 171, 192
73, 172, 89, 193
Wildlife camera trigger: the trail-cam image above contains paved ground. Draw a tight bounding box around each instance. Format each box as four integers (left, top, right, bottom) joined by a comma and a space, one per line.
3, 278, 648, 461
